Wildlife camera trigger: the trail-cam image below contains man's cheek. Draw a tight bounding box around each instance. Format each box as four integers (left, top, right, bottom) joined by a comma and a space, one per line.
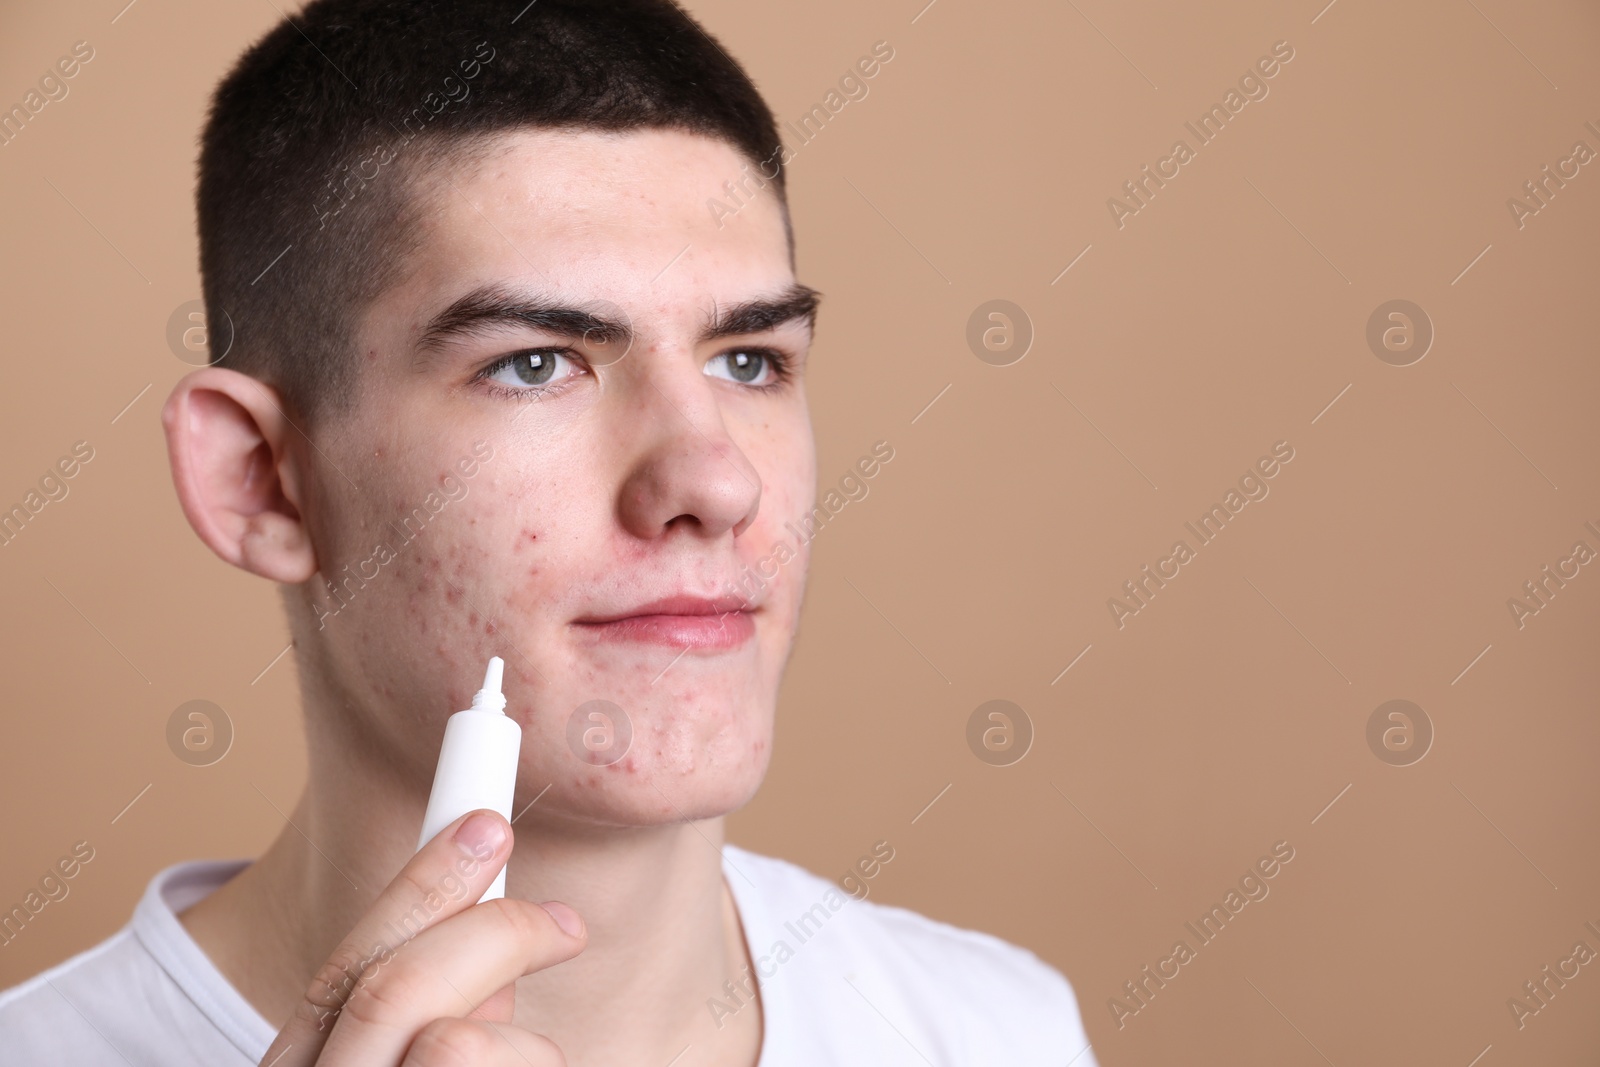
770, 507, 813, 616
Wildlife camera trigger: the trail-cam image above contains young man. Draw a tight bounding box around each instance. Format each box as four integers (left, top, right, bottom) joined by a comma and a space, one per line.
0, 1, 1096, 1063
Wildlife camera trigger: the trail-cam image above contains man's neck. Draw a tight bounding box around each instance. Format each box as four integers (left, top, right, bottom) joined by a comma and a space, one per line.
177, 725, 763, 1065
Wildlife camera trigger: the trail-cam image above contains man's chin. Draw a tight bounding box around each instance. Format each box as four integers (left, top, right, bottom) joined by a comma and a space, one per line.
519, 752, 771, 831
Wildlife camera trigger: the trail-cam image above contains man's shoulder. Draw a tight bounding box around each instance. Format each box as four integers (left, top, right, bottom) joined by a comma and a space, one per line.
0, 858, 268, 1066
0, 926, 158, 1061
724, 844, 1097, 1064
727, 843, 1073, 997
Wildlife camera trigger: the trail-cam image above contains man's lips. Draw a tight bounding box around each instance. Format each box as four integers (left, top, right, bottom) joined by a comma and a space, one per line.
572, 595, 756, 650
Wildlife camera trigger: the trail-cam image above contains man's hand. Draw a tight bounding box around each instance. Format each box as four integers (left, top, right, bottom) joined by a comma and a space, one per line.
259, 809, 586, 1066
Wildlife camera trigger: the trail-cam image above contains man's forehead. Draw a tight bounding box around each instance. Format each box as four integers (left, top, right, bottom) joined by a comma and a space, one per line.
407, 130, 787, 283
366, 126, 796, 355
425, 126, 778, 221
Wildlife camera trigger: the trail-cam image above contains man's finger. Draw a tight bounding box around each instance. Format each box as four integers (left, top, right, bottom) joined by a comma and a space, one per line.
257, 808, 511, 1067
314, 893, 585, 1065
400, 1018, 567, 1067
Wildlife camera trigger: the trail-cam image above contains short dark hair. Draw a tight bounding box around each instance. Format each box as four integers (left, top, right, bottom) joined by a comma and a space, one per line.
197, 0, 789, 424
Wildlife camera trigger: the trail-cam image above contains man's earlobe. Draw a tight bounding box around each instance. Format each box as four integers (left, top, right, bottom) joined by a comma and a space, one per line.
161, 368, 319, 583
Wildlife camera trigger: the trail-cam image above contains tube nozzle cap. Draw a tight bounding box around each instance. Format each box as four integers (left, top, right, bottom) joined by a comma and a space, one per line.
469, 655, 507, 713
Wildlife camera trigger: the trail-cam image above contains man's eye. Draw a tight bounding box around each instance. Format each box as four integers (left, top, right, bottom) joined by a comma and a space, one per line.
705, 349, 772, 386
482, 349, 579, 390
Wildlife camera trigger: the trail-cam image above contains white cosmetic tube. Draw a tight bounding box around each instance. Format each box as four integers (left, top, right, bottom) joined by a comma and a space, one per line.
415, 656, 523, 903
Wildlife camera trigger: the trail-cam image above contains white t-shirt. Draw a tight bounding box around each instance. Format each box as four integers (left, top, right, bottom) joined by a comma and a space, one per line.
0, 844, 1097, 1066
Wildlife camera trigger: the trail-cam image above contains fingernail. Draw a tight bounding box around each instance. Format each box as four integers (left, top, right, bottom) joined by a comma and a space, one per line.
540, 901, 584, 938
453, 811, 507, 856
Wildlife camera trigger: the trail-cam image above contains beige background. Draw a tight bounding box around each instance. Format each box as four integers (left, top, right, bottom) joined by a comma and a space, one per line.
2, 0, 1598, 1063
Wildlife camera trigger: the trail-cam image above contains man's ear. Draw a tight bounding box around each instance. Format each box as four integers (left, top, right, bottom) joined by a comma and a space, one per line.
162, 367, 319, 583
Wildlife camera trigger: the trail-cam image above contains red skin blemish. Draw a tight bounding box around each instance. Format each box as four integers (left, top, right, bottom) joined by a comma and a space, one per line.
445, 586, 461, 604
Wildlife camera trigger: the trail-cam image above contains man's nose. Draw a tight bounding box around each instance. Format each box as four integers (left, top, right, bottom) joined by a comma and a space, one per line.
614, 360, 762, 542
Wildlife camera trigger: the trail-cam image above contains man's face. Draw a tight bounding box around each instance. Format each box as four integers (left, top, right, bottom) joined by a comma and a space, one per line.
301, 128, 816, 827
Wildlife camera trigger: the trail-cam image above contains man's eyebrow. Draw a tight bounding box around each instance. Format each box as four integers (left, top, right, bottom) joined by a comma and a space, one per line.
701, 283, 822, 343
415, 285, 631, 354
413, 281, 822, 356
